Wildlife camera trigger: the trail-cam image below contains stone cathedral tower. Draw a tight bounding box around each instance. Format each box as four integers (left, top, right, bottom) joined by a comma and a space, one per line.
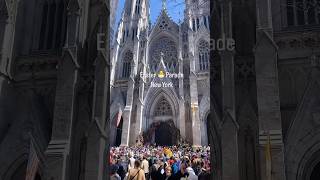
0, 0, 110, 179
110, 0, 210, 147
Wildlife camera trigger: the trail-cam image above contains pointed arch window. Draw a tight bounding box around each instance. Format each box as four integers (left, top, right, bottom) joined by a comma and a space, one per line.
196, 18, 200, 30
122, 51, 133, 78
203, 15, 207, 28
198, 40, 209, 71
154, 97, 173, 116
39, 0, 67, 50
192, 19, 196, 31
135, 0, 141, 15
149, 37, 178, 73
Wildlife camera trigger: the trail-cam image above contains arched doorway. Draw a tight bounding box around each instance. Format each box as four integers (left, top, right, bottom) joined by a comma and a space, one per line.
155, 122, 173, 146
143, 120, 180, 146
115, 117, 123, 147
310, 162, 320, 180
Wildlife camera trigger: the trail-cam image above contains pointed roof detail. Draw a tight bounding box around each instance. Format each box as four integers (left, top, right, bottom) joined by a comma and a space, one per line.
149, 7, 179, 38
158, 52, 169, 72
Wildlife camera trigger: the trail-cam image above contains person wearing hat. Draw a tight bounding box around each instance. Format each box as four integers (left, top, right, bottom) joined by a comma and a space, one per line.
110, 165, 121, 180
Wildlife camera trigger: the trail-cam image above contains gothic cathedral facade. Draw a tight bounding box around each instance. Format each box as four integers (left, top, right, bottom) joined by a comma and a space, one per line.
110, 0, 210, 147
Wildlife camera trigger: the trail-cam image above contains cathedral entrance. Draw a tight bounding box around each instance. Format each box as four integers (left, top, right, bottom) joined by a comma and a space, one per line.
143, 120, 181, 146
155, 122, 173, 146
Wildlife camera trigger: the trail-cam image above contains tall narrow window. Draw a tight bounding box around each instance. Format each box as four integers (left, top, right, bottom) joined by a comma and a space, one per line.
135, 0, 140, 15
39, 2, 48, 49
198, 40, 209, 71
287, 0, 294, 26
39, 0, 66, 50
192, 19, 196, 31
122, 51, 133, 78
196, 18, 200, 30
307, 0, 315, 24
122, 30, 125, 43
55, 2, 65, 48
296, 0, 305, 25
203, 15, 207, 28
46, 2, 56, 49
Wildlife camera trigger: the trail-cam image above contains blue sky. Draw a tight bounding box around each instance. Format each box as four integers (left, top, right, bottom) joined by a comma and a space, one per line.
114, 0, 185, 27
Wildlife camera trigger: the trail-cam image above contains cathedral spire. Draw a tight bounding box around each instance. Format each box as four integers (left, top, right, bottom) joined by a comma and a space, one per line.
162, 0, 167, 10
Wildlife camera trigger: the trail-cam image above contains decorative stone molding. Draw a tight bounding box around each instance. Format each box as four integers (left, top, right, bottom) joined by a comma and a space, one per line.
275, 31, 320, 50
235, 57, 255, 82
13, 53, 60, 81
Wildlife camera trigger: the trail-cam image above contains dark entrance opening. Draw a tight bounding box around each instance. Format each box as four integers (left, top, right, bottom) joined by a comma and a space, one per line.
310, 162, 320, 180
115, 117, 123, 147
155, 122, 173, 146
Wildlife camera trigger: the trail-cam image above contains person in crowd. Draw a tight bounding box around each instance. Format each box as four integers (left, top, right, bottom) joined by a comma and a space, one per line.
186, 160, 198, 180
116, 158, 126, 180
171, 158, 179, 175
150, 159, 160, 180
128, 153, 136, 171
170, 163, 189, 180
141, 156, 150, 180
110, 164, 121, 180
109, 144, 211, 180
162, 166, 173, 180
157, 162, 165, 179
198, 161, 210, 180
127, 160, 145, 180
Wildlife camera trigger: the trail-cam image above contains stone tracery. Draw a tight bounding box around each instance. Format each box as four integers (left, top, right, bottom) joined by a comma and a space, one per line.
154, 97, 173, 116
198, 39, 209, 71
149, 37, 178, 73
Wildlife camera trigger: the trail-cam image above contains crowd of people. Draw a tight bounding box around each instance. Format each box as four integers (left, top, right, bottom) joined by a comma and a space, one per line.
109, 144, 211, 180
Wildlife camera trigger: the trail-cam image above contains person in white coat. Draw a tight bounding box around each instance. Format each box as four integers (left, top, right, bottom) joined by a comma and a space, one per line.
186, 161, 198, 180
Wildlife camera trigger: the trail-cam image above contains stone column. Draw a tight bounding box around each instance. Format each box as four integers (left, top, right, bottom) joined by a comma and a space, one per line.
219, 1, 240, 180
188, 51, 201, 147
178, 57, 186, 139
254, 31, 286, 180
220, 50, 239, 180
84, 53, 108, 180
178, 26, 186, 139
45, 52, 79, 180
121, 34, 140, 147
0, 3, 9, 96
134, 35, 148, 139
255, 0, 286, 179
1, 0, 19, 77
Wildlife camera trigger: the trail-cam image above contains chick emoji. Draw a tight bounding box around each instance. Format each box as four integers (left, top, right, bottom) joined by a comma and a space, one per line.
158, 70, 165, 78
